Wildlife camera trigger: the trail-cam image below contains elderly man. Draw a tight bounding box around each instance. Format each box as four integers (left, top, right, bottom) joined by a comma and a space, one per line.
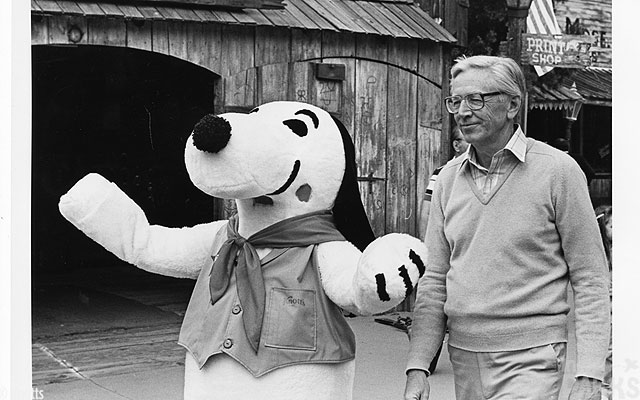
404, 55, 610, 400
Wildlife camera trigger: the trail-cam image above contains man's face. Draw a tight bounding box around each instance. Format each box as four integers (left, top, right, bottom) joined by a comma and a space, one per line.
451, 69, 515, 149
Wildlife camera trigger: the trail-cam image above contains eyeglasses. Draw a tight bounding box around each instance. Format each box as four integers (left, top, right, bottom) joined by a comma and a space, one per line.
444, 91, 504, 114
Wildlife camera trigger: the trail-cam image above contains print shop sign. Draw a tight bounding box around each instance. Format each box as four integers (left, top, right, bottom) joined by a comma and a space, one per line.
521, 34, 593, 68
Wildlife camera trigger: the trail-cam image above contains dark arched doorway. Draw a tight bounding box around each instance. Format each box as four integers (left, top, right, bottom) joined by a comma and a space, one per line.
31, 46, 219, 362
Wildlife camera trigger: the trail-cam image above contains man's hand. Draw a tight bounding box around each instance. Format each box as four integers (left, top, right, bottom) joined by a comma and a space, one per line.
404, 369, 430, 400
568, 376, 602, 400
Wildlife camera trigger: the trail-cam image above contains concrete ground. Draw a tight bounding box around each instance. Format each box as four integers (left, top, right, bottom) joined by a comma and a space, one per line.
31, 266, 579, 400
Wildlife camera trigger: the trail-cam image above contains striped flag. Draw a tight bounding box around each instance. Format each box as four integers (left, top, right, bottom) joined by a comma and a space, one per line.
526, 0, 562, 76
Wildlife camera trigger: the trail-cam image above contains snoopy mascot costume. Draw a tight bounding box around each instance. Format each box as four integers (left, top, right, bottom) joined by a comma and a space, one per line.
59, 101, 428, 400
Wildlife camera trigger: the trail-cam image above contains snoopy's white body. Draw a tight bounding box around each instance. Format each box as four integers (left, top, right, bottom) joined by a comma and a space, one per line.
59, 102, 427, 399
184, 353, 355, 400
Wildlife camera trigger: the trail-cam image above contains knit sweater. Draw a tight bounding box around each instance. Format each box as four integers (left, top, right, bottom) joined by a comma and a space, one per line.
406, 138, 610, 380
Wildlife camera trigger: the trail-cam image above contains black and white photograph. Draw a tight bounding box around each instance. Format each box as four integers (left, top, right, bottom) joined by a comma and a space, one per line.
4, 0, 637, 399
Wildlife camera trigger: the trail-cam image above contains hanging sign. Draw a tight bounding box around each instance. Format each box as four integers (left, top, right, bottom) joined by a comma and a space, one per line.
521, 34, 593, 68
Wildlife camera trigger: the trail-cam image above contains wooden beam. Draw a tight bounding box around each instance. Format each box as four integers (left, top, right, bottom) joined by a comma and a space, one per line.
31, 15, 49, 45
126, 19, 152, 51
86, 17, 127, 46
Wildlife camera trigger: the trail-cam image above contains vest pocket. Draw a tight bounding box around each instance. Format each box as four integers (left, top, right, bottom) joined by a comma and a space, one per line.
264, 288, 317, 351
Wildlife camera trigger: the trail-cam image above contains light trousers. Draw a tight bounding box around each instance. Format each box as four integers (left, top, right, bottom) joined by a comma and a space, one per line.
448, 343, 567, 400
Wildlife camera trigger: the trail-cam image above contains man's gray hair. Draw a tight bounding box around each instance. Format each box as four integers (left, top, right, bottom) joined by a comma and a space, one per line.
451, 55, 526, 99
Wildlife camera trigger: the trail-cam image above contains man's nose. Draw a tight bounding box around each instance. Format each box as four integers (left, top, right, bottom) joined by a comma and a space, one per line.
457, 100, 474, 116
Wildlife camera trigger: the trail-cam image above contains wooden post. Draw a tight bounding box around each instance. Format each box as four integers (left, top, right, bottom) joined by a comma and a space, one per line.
506, 11, 526, 67
505, 3, 531, 127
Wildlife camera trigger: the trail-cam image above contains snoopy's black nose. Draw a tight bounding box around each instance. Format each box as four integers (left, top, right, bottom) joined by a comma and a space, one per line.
192, 114, 232, 153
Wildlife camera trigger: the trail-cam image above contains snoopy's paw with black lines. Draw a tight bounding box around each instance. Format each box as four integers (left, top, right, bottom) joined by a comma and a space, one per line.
354, 233, 428, 314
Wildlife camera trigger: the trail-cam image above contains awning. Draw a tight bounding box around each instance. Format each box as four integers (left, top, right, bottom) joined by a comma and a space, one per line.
570, 68, 612, 106
529, 67, 612, 110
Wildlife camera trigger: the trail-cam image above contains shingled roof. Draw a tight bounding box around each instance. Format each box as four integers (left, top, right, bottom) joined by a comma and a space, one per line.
529, 67, 612, 110
31, 0, 457, 42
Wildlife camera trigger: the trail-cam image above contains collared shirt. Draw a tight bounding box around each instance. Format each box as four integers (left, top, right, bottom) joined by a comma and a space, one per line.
461, 125, 527, 197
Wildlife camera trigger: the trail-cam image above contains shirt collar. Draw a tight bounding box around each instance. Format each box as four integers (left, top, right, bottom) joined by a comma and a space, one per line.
459, 124, 527, 171
504, 125, 527, 162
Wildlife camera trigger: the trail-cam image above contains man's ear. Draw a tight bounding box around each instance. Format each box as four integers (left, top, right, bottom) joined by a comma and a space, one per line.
507, 95, 522, 120
452, 140, 461, 154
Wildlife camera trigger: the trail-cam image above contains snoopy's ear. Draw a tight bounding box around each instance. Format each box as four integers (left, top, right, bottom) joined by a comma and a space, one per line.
331, 115, 376, 252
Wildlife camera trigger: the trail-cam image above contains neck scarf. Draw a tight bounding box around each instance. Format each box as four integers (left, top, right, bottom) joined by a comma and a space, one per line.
209, 210, 346, 352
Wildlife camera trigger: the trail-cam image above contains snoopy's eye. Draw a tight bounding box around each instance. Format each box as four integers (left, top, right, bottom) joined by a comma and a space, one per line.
249, 107, 259, 114
283, 119, 308, 137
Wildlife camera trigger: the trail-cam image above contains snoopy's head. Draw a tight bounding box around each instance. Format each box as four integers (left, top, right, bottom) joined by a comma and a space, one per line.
185, 101, 374, 250
186, 101, 351, 213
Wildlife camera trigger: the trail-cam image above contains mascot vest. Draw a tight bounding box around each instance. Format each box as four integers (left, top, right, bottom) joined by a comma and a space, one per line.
178, 223, 356, 377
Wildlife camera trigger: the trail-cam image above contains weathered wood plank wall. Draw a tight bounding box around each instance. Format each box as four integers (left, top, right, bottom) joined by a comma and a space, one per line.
414, 0, 467, 47
354, 35, 388, 237
31, 15, 450, 242
386, 38, 418, 236
417, 40, 449, 230
322, 31, 356, 138
554, 0, 611, 68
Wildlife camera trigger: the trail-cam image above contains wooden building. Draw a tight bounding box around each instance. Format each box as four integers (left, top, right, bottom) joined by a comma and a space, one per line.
30, 0, 458, 278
